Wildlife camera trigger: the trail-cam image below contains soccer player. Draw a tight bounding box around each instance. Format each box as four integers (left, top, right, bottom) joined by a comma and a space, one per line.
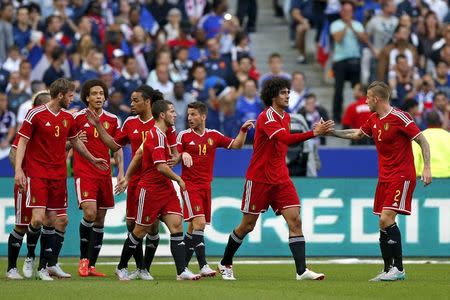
217, 77, 333, 280
330, 81, 432, 281
14, 79, 109, 280
114, 100, 200, 280
176, 101, 254, 277
87, 85, 178, 280
75, 79, 124, 277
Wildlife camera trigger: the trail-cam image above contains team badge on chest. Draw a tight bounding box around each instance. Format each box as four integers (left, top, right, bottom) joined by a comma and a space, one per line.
207, 138, 214, 146
62, 119, 68, 128
103, 121, 110, 130
384, 123, 389, 131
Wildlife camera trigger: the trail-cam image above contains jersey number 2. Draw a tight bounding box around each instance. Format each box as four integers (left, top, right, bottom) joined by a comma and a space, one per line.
377, 129, 382, 141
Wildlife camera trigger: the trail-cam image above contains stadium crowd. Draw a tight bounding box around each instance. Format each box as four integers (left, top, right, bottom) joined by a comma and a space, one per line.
0, 0, 448, 167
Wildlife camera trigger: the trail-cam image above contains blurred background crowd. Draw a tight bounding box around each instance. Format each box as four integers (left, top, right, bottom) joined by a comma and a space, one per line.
0, 0, 448, 177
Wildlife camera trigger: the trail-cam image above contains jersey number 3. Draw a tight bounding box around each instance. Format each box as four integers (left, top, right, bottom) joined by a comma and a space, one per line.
55, 125, 60, 137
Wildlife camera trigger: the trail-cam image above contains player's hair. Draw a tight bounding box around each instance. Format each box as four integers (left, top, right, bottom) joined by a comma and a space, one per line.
188, 101, 208, 115
49, 78, 75, 99
367, 81, 391, 102
260, 76, 291, 107
426, 110, 442, 127
80, 79, 109, 106
151, 89, 165, 104
32, 90, 51, 107
152, 100, 173, 120
134, 84, 154, 102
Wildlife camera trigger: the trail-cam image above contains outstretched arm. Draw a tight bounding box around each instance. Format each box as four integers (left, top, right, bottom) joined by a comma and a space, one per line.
273, 120, 334, 145
414, 133, 432, 186
331, 128, 365, 140
231, 120, 255, 149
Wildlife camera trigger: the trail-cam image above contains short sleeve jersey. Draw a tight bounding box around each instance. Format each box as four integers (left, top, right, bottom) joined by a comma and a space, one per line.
246, 107, 291, 184
114, 116, 177, 183
139, 126, 171, 188
177, 128, 234, 188
73, 109, 120, 178
18, 104, 77, 179
360, 108, 421, 181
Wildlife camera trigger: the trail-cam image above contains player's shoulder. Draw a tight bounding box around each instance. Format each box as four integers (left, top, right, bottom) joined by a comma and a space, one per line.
206, 128, 224, 137
389, 108, 413, 126
260, 107, 275, 123
73, 108, 87, 119
102, 110, 119, 121
177, 128, 192, 142
24, 104, 47, 121
122, 115, 139, 128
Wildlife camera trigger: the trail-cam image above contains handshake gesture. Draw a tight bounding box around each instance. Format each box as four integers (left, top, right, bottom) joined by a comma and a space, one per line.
312, 118, 335, 136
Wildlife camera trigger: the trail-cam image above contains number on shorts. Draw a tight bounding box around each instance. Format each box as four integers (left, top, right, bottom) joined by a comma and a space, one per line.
394, 189, 401, 201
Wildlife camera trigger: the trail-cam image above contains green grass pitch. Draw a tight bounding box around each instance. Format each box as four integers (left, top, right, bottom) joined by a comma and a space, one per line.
1, 258, 449, 299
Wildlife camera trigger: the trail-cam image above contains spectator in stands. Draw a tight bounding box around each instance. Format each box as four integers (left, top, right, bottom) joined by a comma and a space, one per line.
2, 45, 22, 73
0, 65, 9, 92
231, 30, 252, 71
164, 8, 182, 41
235, 78, 262, 143
128, 25, 151, 79
172, 46, 193, 83
204, 37, 234, 85
43, 47, 66, 87
288, 71, 309, 113
299, 93, 329, 145
16, 80, 46, 128
415, 74, 436, 113
99, 64, 115, 95
290, 0, 312, 64
377, 25, 418, 82
31, 38, 60, 81
236, 0, 257, 33
185, 0, 210, 26
186, 73, 212, 129
168, 81, 194, 131
188, 28, 208, 62
413, 111, 450, 178
0, 2, 14, 65
77, 47, 102, 84
12, 5, 32, 57
106, 90, 128, 125
424, 0, 449, 22
114, 56, 143, 108
434, 60, 450, 97
110, 48, 125, 80
430, 44, 450, 67
363, 0, 398, 84
0, 92, 15, 149
259, 53, 291, 88
388, 53, 421, 107
18, 60, 32, 95
219, 15, 240, 56
418, 11, 442, 70
148, 63, 174, 98
430, 91, 450, 130
6, 71, 30, 116
236, 55, 259, 83
330, 1, 372, 123
198, 0, 228, 39
342, 83, 373, 145
44, 15, 71, 48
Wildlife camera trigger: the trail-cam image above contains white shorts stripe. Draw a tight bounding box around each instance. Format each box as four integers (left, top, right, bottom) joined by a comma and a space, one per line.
16, 190, 22, 224
76, 178, 82, 205
26, 177, 31, 207
400, 180, 410, 210
183, 191, 194, 218
137, 188, 145, 224
243, 180, 252, 212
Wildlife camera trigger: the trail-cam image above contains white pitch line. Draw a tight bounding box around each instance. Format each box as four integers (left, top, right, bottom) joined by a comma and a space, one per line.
62, 259, 450, 266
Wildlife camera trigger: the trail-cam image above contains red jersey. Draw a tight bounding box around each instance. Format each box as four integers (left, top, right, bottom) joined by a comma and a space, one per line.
177, 128, 234, 188
361, 108, 421, 181
246, 107, 291, 184
73, 109, 120, 178
139, 126, 171, 188
18, 104, 78, 179
342, 97, 372, 129
114, 116, 177, 183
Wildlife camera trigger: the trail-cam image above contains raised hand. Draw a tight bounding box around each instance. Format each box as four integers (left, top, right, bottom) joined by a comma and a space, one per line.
241, 119, 256, 131
86, 109, 100, 127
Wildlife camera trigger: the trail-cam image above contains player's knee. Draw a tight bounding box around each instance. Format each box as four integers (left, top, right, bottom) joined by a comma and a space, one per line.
83, 208, 97, 222
32, 215, 44, 227
56, 215, 69, 229
126, 220, 135, 233
241, 221, 256, 234
14, 225, 27, 234
133, 226, 147, 239
148, 223, 159, 236
288, 215, 301, 231
379, 216, 394, 230
171, 219, 183, 232
192, 218, 206, 230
